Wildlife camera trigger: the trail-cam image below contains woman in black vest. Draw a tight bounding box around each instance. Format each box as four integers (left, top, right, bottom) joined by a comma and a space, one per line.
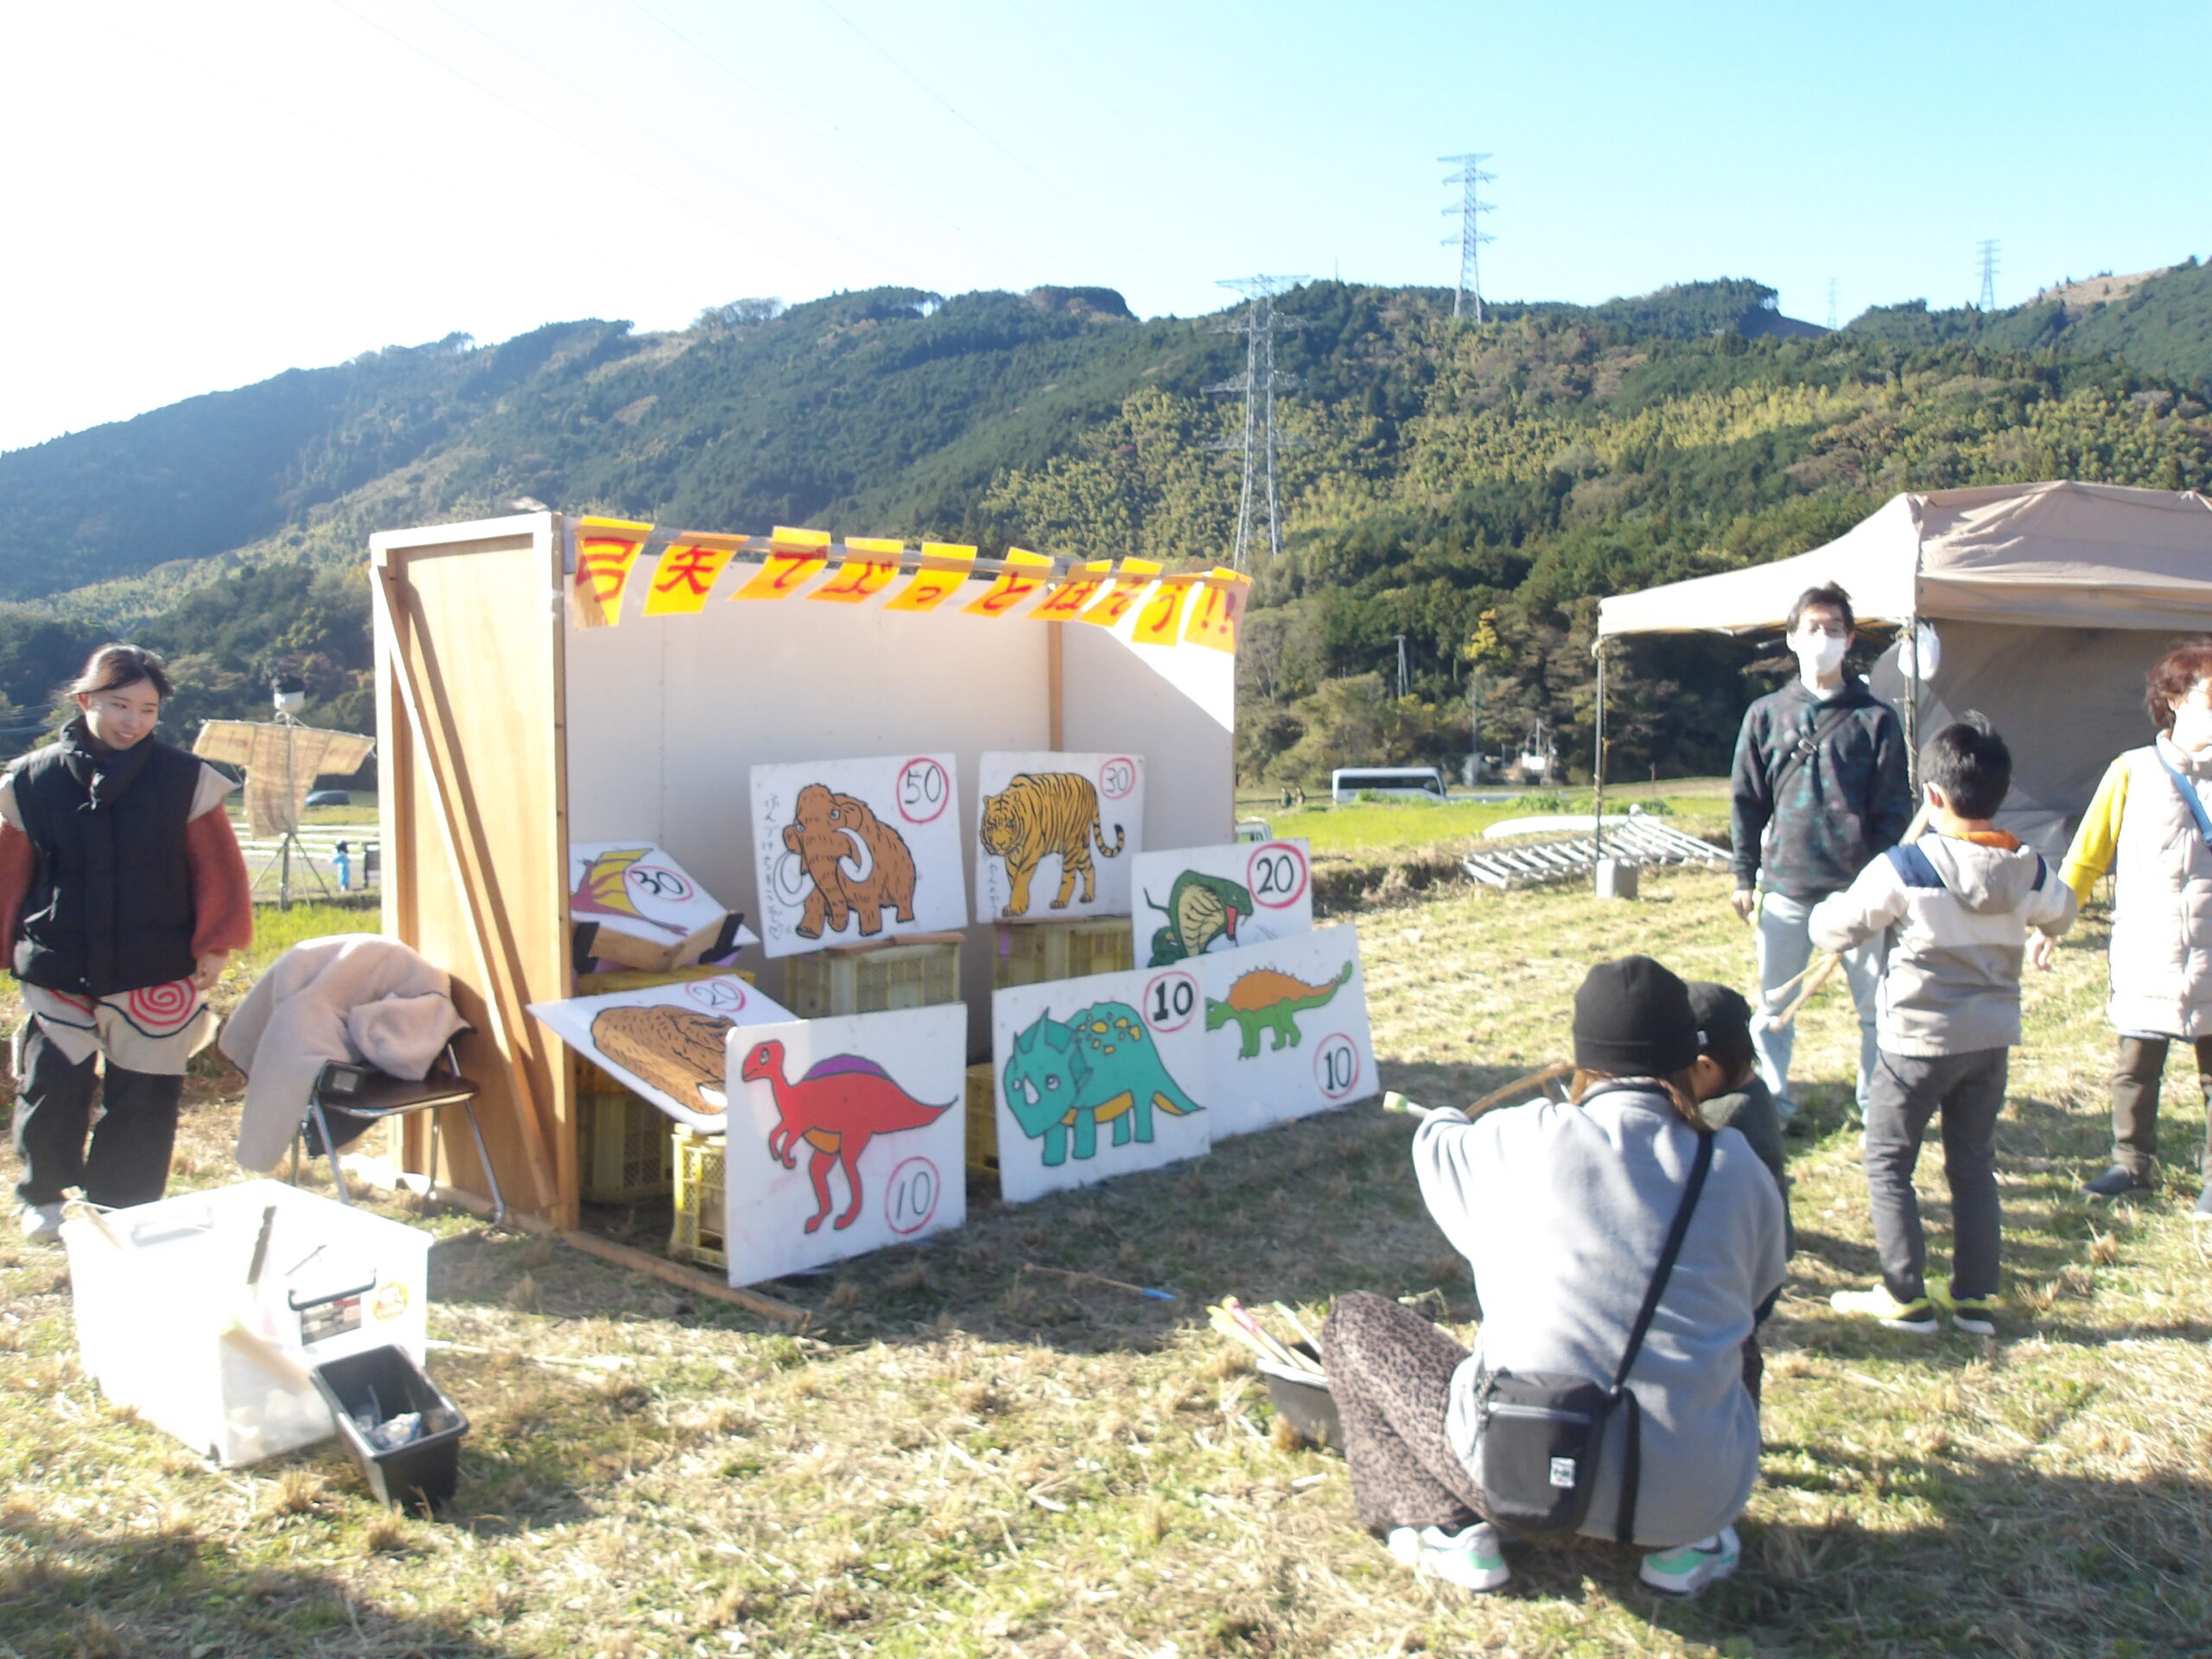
3, 645, 251, 1242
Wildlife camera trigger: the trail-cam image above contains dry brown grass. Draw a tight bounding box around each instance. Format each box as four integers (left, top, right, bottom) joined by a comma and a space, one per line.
1, 869, 2208, 1656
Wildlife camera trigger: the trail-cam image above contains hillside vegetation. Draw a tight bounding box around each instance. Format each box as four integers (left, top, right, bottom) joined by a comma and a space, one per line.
5, 264, 2212, 778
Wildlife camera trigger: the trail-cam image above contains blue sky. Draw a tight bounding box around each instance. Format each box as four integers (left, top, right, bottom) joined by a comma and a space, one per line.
3, 0, 2203, 453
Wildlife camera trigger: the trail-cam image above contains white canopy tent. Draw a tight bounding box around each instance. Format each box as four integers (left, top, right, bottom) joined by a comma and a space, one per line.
1594, 480, 2212, 855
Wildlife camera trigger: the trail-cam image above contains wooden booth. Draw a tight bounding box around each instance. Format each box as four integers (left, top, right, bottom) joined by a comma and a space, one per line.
371, 512, 1242, 1257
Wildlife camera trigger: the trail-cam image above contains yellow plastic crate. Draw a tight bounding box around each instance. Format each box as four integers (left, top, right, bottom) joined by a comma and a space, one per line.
575, 1069, 672, 1203
964, 1062, 999, 1176
578, 965, 755, 994
784, 938, 961, 1018
669, 1130, 727, 1271
989, 919, 1134, 989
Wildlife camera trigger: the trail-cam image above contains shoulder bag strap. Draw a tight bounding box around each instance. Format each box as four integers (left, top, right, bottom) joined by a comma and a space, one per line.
2151, 743, 2212, 853
1608, 1129, 1714, 1543
1765, 699, 1861, 816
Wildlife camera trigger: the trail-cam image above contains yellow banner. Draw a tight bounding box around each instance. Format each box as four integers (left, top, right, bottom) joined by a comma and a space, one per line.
1030, 559, 1116, 623
731, 527, 832, 601
640, 539, 739, 616
960, 547, 1052, 619
883, 543, 976, 613
1074, 557, 1161, 629
1182, 569, 1251, 653
1131, 572, 1201, 648
572, 517, 652, 628
808, 536, 904, 605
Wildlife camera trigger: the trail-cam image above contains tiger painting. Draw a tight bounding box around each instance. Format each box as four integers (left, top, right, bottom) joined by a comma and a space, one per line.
980, 772, 1127, 917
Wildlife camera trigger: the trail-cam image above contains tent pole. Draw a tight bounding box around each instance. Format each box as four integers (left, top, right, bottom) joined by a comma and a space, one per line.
1904, 614, 1922, 795
1592, 638, 1606, 858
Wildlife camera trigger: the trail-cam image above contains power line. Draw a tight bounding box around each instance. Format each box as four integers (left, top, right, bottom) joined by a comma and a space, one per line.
1439, 153, 1496, 321
1977, 238, 2000, 311
1207, 276, 1306, 570
805, 0, 1166, 271
625, 0, 1042, 280
320, 0, 838, 287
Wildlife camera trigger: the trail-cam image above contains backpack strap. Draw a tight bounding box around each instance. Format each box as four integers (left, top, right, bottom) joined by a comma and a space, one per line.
1884, 842, 1945, 889
1609, 1128, 1714, 1544
2151, 742, 2212, 853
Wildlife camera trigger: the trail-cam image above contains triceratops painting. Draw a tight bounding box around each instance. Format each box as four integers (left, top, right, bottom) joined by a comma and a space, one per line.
725, 1006, 967, 1287
991, 965, 1211, 1204
750, 754, 967, 957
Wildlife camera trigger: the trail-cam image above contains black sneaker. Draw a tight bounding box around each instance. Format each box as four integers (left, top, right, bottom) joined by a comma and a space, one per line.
2082, 1166, 2154, 1199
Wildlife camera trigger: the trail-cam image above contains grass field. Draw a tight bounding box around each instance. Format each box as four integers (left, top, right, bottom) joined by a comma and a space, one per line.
3, 854, 2209, 1656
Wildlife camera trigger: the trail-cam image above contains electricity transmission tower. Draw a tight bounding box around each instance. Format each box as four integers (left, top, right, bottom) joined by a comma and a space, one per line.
1208, 276, 1306, 569
1439, 153, 1496, 320
1976, 239, 2000, 310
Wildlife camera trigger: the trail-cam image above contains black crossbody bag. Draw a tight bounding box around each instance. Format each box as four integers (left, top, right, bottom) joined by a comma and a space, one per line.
1473, 1129, 1713, 1542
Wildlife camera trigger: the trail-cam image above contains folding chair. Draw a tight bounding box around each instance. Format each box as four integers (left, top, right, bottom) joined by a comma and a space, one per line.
295, 1037, 505, 1227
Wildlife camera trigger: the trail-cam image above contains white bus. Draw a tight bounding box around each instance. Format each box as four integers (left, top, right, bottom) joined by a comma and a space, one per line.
1331, 766, 1448, 804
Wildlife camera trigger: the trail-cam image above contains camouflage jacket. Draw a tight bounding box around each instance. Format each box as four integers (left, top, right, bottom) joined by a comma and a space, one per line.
1728, 677, 1911, 901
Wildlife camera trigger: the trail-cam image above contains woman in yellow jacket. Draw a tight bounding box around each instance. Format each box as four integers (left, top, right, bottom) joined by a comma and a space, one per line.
2056, 639, 2212, 1217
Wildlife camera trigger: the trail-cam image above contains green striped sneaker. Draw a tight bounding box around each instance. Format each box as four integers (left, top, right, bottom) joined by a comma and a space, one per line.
1640, 1525, 1741, 1596
1934, 1280, 1999, 1336
1828, 1285, 1939, 1333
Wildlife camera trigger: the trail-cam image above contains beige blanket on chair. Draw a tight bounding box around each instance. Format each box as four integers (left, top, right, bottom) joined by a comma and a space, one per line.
222, 934, 465, 1172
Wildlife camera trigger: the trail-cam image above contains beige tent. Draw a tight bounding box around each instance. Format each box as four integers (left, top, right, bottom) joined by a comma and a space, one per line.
1596, 480, 2212, 854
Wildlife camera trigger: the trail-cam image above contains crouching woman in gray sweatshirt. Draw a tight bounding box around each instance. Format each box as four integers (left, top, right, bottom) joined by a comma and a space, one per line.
1321, 957, 1788, 1598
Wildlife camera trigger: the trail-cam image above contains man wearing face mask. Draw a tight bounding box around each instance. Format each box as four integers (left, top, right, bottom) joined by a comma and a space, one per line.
1727, 585, 1913, 1121
2053, 639, 2212, 1217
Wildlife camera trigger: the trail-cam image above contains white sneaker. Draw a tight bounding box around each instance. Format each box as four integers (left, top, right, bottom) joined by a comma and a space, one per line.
1386, 1522, 1510, 1593
19, 1203, 65, 1246
1640, 1524, 1741, 1596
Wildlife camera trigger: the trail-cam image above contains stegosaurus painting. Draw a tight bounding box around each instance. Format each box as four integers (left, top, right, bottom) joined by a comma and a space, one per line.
1207, 962, 1354, 1058
1003, 1001, 1203, 1166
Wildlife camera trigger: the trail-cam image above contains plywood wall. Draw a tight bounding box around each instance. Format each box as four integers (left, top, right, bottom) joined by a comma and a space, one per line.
373, 516, 575, 1222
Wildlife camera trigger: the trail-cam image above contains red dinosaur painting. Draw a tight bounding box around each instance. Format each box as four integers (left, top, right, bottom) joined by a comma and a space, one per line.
742, 1038, 954, 1233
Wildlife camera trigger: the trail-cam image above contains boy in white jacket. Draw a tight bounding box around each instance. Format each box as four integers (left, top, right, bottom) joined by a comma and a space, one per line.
1809, 715, 2076, 1334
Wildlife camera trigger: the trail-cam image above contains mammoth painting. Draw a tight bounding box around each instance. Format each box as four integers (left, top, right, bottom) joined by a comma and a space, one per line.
782, 784, 918, 940
750, 753, 969, 957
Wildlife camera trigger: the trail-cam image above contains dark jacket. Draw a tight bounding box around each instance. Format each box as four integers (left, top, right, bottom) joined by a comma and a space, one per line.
9, 721, 200, 996
1729, 677, 1912, 901
1701, 1078, 1794, 1256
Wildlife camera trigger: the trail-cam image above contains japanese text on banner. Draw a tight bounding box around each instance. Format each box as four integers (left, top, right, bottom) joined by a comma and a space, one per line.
1131, 573, 1202, 647
732, 527, 830, 601
642, 541, 739, 616
809, 537, 904, 605
883, 544, 977, 613
1030, 560, 1115, 623
572, 518, 652, 628
1182, 569, 1249, 653
1074, 558, 1160, 629
960, 548, 1052, 619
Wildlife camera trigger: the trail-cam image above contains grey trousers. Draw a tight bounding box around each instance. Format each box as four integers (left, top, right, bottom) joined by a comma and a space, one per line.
1862, 1047, 2007, 1304
2109, 1035, 2212, 1178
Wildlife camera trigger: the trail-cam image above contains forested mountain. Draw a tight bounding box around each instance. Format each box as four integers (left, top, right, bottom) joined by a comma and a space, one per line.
4, 265, 2210, 783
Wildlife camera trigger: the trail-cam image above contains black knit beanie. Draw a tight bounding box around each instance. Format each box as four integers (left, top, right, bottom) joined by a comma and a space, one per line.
1572, 956, 1699, 1076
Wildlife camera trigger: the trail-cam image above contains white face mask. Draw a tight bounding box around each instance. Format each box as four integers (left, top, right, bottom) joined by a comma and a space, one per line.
2171, 702, 2212, 755
1791, 631, 1848, 680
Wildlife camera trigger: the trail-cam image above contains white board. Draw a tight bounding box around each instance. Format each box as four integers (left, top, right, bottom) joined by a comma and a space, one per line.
1130, 838, 1314, 968
974, 752, 1145, 923
991, 964, 1211, 1204
1198, 922, 1375, 1139
526, 975, 796, 1133
749, 754, 967, 958
722, 1006, 967, 1287
569, 840, 758, 963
